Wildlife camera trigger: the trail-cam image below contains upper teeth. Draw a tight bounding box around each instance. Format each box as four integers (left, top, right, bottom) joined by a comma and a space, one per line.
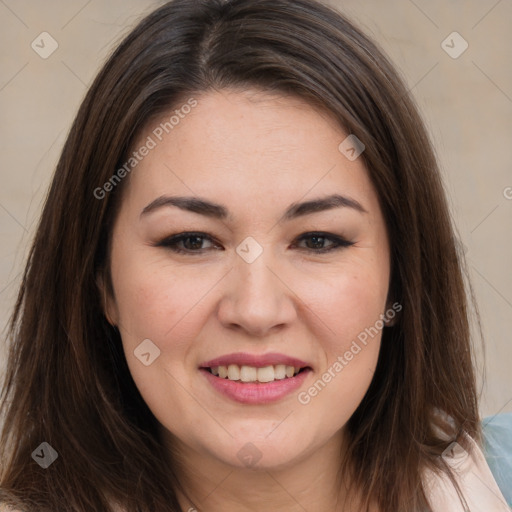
210, 364, 301, 382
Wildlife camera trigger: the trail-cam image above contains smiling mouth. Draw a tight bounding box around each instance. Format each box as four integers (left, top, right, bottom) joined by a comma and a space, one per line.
202, 364, 310, 383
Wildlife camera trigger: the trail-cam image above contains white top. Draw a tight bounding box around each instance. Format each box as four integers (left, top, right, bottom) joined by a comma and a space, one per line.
424, 434, 510, 511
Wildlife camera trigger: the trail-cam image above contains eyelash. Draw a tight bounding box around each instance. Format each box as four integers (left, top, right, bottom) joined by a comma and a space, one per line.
155, 231, 354, 255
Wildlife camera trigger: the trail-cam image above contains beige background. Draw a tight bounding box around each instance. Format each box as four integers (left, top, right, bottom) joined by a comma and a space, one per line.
0, 0, 511, 418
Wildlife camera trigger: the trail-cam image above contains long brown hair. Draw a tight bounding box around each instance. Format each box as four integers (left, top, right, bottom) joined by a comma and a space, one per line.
0, 0, 481, 510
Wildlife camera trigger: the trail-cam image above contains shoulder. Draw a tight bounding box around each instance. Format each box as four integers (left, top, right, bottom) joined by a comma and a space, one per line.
423, 430, 510, 511
482, 412, 512, 506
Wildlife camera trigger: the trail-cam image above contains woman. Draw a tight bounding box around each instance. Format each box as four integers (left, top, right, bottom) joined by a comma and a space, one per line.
0, 0, 509, 510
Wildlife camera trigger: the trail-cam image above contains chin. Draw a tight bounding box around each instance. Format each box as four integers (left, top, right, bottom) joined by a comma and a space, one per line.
201, 427, 313, 471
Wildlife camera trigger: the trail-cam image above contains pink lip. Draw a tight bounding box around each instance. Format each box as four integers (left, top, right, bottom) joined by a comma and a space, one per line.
200, 352, 311, 369
200, 367, 312, 404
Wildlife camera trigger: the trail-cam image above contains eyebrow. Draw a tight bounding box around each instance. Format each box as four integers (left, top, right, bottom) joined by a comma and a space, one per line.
140, 193, 368, 221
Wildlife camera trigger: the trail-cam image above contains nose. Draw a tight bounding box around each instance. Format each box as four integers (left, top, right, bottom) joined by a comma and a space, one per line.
217, 249, 297, 337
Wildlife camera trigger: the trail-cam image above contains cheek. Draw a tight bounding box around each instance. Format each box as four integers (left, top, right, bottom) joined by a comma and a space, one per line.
113, 263, 203, 347
110, 259, 209, 425
113, 265, 172, 338
298, 264, 389, 351
339, 279, 386, 345
110, 250, 229, 379
295, 274, 385, 428
292, 263, 387, 410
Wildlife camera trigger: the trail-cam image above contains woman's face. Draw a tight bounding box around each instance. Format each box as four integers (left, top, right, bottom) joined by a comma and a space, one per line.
105, 88, 391, 471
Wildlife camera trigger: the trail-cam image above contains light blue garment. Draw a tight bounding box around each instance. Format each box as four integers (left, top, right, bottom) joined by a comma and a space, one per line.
482, 412, 512, 506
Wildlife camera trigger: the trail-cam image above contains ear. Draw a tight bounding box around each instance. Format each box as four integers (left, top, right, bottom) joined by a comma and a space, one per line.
384, 313, 397, 327
96, 269, 118, 327
383, 300, 401, 327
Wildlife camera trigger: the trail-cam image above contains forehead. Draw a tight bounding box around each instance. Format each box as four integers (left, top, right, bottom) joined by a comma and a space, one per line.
121, 88, 379, 219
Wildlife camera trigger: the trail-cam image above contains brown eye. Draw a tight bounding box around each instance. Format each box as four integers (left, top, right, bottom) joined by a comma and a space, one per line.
293, 232, 354, 253
181, 235, 207, 250
156, 232, 222, 254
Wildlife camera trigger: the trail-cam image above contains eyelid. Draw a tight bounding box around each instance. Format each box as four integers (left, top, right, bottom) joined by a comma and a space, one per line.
154, 231, 222, 254
155, 231, 354, 254
292, 232, 354, 252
